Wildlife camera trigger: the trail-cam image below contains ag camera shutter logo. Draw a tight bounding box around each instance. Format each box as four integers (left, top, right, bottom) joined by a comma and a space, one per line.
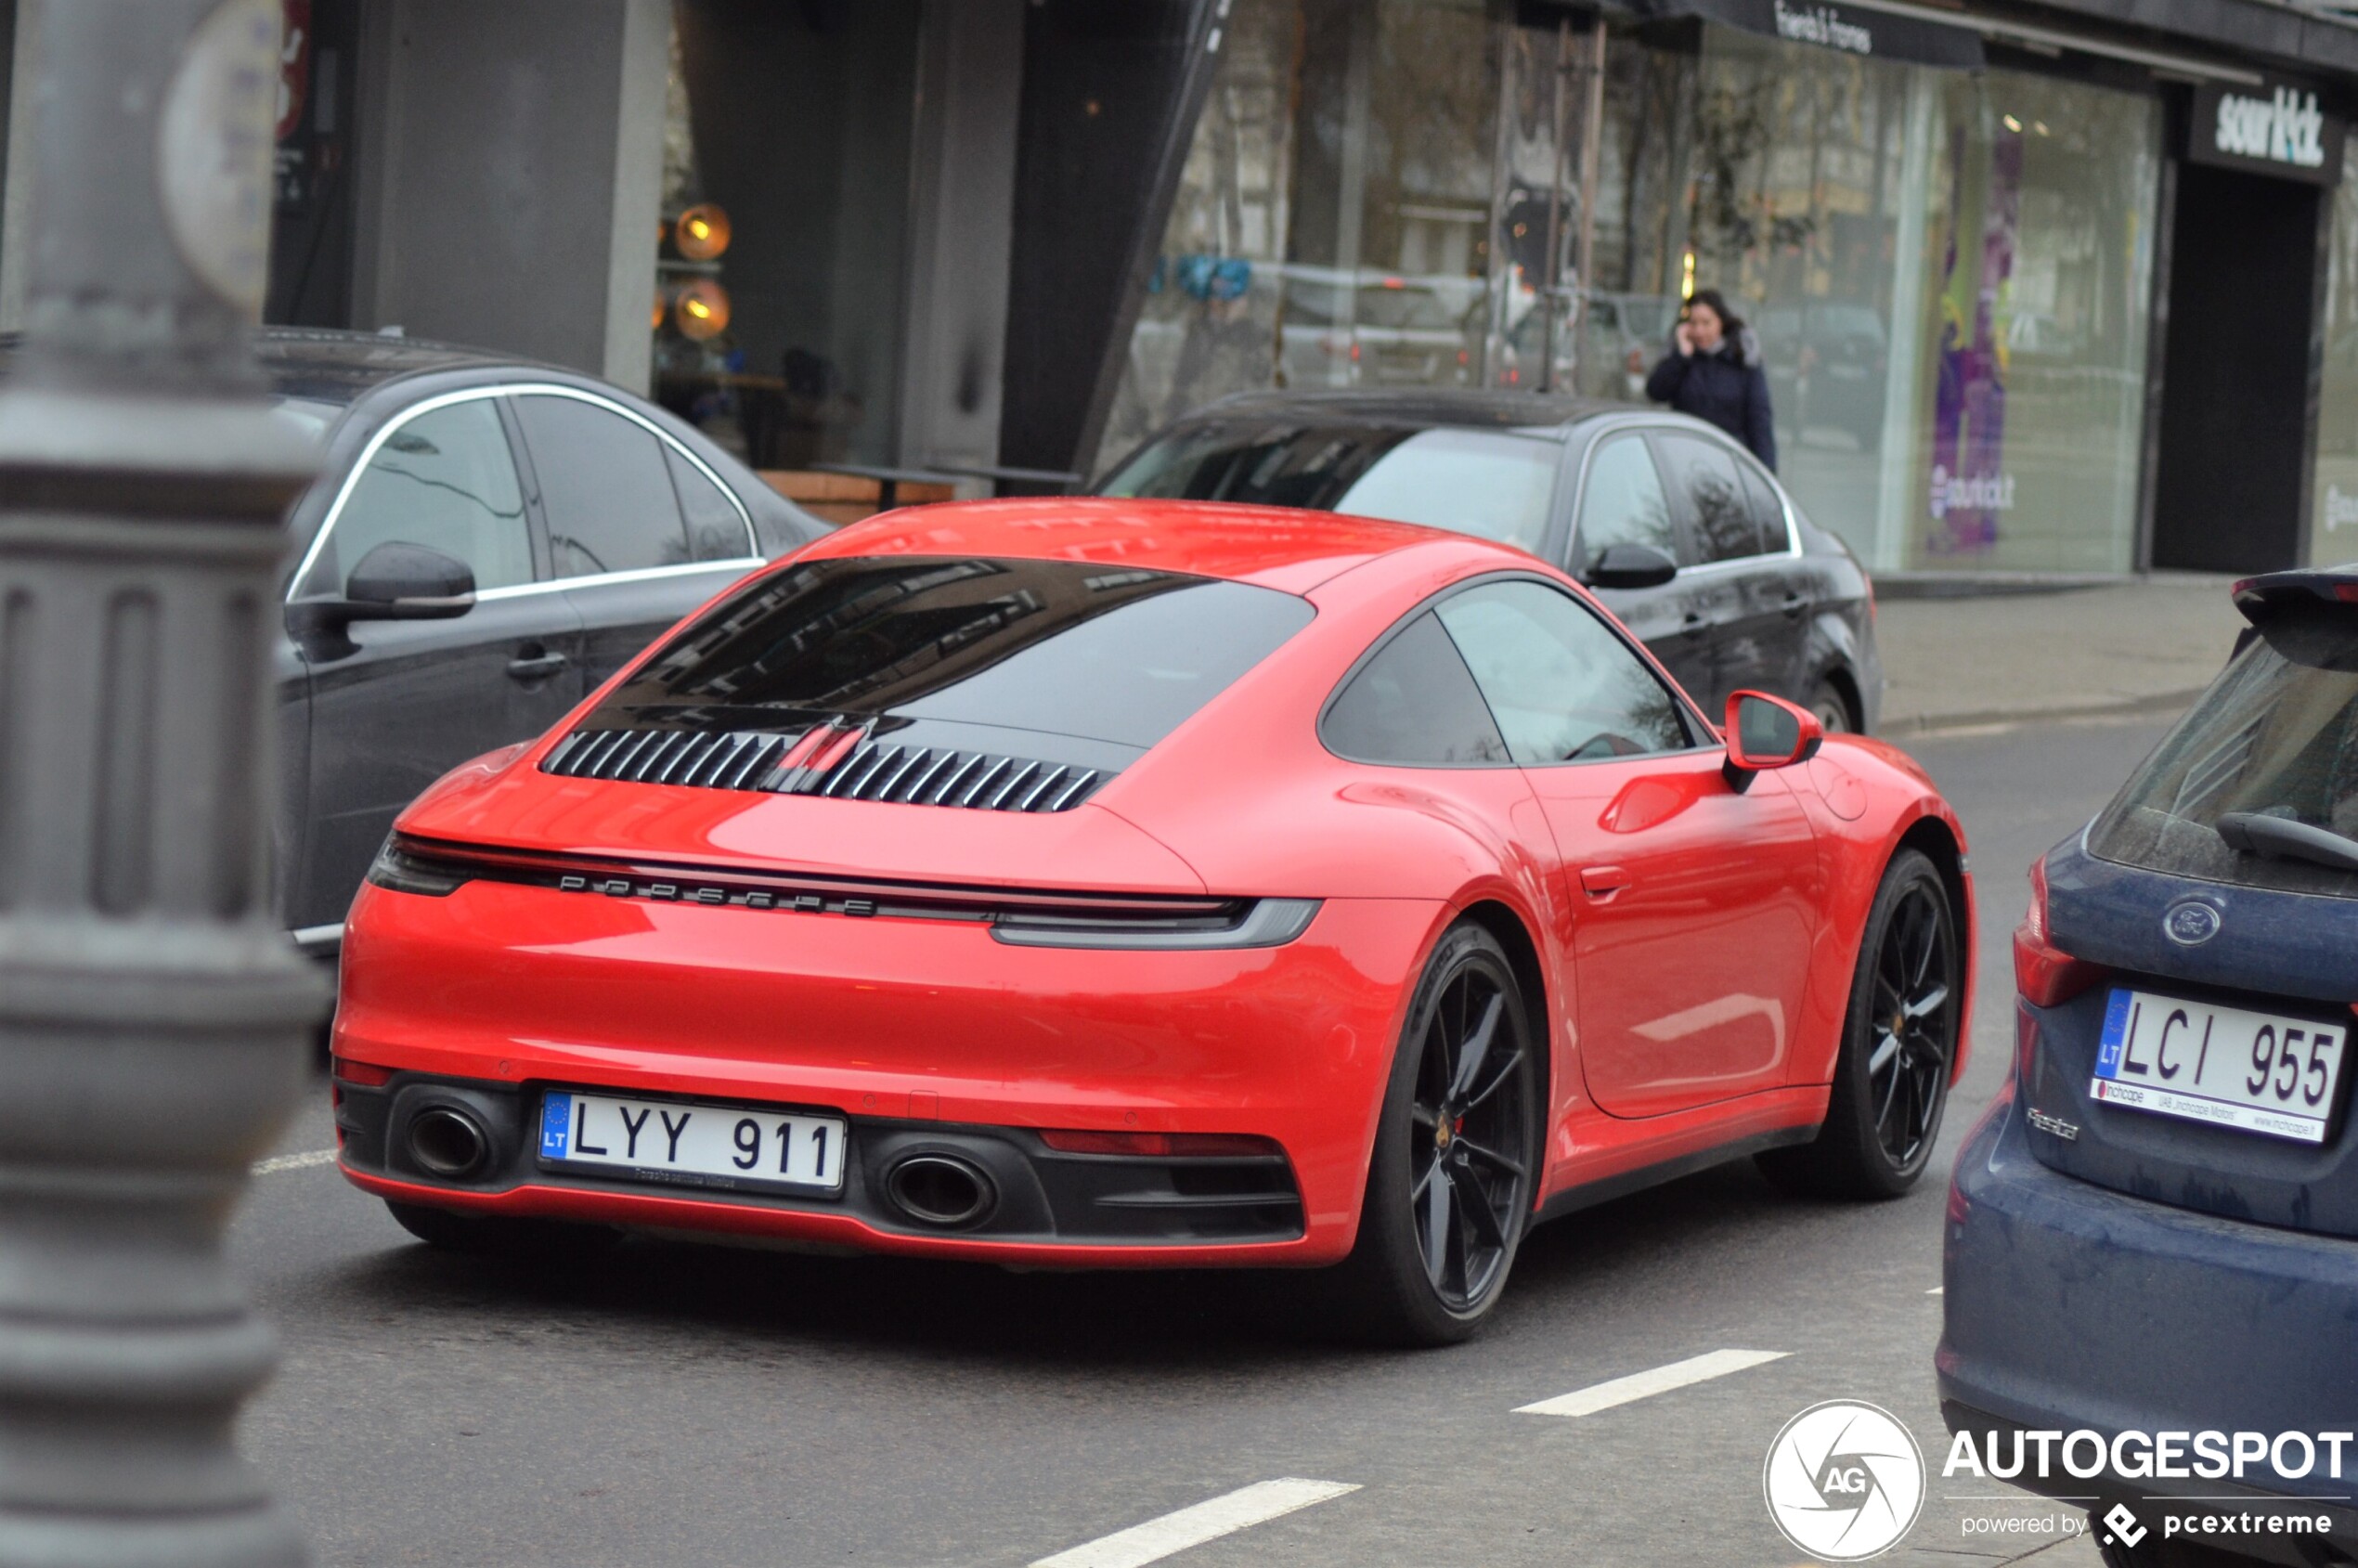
1765, 1401, 1926, 1561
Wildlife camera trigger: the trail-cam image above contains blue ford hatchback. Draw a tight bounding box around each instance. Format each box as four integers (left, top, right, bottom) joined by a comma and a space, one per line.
1942, 571, 2358, 1567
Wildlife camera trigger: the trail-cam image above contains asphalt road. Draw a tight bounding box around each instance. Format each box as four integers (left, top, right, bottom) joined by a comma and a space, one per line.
231, 715, 2178, 1568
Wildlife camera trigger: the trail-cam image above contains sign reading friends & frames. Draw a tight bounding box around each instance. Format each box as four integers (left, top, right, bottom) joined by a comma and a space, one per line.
2189, 81, 2345, 187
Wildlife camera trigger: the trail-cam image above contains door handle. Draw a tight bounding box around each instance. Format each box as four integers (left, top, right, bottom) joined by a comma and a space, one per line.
1780, 593, 1808, 618
1579, 864, 1631, 900
507, 650, 569, 681
1679, 611, 1708, 634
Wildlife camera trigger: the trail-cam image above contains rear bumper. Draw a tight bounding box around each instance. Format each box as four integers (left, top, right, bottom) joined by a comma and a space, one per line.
334, 878, 1445, 1264
337, 1072, 1310, 1264
1939, 1089, 2358, 1554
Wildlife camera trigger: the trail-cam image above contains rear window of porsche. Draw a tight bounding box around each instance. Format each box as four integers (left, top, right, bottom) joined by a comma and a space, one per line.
589, 555, 1315, 752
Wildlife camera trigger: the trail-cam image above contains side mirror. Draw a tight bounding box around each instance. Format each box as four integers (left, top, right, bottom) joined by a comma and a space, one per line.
286, 541, 476, 661
1578, 542, 1678, 590
1723, 689, 1821, 793
346, 540, 476, 607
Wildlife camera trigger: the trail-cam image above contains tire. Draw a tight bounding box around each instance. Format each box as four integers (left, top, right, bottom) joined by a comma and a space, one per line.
385, 1200, 621, 1261
1807, 677, 1856, 735
1320, 922, 1543, 1346
1758, 848, 1959, 1199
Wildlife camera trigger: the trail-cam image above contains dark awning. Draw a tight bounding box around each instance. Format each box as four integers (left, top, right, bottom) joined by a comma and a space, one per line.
1637, 0, 1987, 69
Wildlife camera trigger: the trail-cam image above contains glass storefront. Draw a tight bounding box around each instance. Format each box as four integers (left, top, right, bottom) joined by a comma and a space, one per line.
653, 0, 921, 470
1106, 0, 2164, 576
2315, 149, 2358, 568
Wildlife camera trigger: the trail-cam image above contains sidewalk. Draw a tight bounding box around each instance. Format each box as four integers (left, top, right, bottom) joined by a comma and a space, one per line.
1874, 574, 2246, 735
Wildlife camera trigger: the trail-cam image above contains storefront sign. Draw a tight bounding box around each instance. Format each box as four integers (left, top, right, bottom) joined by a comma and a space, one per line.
1642, 0, 1986, 70
2189, 82, 2344, 187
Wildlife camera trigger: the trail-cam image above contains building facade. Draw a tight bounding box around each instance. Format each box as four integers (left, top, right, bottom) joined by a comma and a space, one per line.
0, 0, 2351, 578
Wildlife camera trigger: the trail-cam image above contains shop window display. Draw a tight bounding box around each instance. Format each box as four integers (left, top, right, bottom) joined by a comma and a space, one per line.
2314, 148, 2358, 567
654, 0, 919, 470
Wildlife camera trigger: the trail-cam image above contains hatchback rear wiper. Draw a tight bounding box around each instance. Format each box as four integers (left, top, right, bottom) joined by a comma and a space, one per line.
2214, 810, 2358, 873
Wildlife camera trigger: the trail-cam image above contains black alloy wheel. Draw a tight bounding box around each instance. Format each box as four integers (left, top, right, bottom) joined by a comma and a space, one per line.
1324, 922, 1540, 1345
1759, 848, 1959, 1199
1409, 962, 1531, 1313
1867, 877, 1952, 1170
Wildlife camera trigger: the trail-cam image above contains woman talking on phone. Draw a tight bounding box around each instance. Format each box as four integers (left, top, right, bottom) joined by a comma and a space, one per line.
1643, 289, 1777, 471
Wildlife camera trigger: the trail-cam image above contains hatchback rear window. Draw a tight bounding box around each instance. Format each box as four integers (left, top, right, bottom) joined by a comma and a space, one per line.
2090, 606, 2358, 897
1098, 423, 1560, 553
590, 556, 1314, 754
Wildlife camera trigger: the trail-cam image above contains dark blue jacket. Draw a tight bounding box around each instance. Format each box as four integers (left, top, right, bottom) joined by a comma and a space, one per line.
1644, 329, 1777, 471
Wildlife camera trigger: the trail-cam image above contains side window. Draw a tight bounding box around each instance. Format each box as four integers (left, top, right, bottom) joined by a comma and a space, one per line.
665, 445, 756, 562
1433, 579, 1692, 763
1738, 460, 1790, 553
304, 398, 531, 596
1321, 612, 1510, 766
1573, 434, 1676, 567
512, 394, 691, 578
1656, 433, 1758, 565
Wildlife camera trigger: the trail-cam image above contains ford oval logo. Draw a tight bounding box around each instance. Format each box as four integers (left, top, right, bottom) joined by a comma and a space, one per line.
2163, 901, 2222, 946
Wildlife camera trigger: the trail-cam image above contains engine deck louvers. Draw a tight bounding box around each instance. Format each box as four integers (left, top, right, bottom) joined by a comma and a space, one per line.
538, 726, 1110, 813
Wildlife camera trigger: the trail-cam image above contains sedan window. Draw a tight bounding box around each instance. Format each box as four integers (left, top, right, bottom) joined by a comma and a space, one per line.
665, 445, 757, 563
303, 397, 532, 596
513, 393, 693, 578
1100, 422, 1561, 553
1433, 579, 1692, 763
1656, 433, 1761, 565
1574, 435, 1676, 569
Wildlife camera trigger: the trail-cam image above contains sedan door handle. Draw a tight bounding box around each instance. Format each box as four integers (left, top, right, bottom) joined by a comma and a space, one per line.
1780, 593, 1809, 618
1679, 612, 1708, 633
1579, 864, 1631, 900
507, 650, 569, 681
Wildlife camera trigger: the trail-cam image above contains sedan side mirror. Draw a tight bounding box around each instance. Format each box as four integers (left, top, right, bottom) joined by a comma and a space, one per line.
286, 541, 476, 661
1578, 542, 1678, 590
346, 540, 476, 608
1723, 689, 1821, 793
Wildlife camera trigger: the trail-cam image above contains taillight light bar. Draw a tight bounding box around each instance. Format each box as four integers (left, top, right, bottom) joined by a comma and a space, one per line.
2013, 856, 2108, 1009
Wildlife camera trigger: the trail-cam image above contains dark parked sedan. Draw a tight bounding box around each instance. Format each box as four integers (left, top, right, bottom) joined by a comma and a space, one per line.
232, 330, 822, 950
1943, 569, 2358, 1565
1094, 390, 1882, 732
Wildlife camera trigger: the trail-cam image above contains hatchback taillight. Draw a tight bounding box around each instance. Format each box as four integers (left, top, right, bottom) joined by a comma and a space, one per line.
2015, 857, 2108, 1008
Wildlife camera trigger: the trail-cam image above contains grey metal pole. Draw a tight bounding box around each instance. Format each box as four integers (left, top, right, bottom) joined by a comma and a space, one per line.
0, 1, 325, 1564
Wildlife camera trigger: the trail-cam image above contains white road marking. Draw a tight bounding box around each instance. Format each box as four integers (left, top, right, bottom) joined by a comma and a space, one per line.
1927, 1286, 1945, 1295
252, 1148, 339, 1174
1515, 1348, 1788, 1419
1030, 1479, 1360, 1568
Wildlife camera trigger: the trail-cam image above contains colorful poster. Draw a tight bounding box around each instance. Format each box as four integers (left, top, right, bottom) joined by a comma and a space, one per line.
1926, 118, 2022, 555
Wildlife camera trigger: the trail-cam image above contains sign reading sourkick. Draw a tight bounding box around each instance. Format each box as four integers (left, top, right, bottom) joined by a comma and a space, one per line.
2189, 82, 2345, 187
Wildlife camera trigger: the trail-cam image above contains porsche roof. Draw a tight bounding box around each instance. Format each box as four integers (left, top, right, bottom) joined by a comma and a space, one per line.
798, 497, 1531, 595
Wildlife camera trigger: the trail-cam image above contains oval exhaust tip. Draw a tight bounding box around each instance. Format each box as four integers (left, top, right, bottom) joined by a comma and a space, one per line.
885, 1154, 995, 1228
408, 1106, 490, 1180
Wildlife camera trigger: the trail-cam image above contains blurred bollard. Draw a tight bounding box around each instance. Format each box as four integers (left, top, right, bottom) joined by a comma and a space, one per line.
0, 2, 326, 1564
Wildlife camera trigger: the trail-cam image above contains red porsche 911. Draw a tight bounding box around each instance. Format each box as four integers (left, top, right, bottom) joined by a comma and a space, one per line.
332, 499, 1973, 1342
